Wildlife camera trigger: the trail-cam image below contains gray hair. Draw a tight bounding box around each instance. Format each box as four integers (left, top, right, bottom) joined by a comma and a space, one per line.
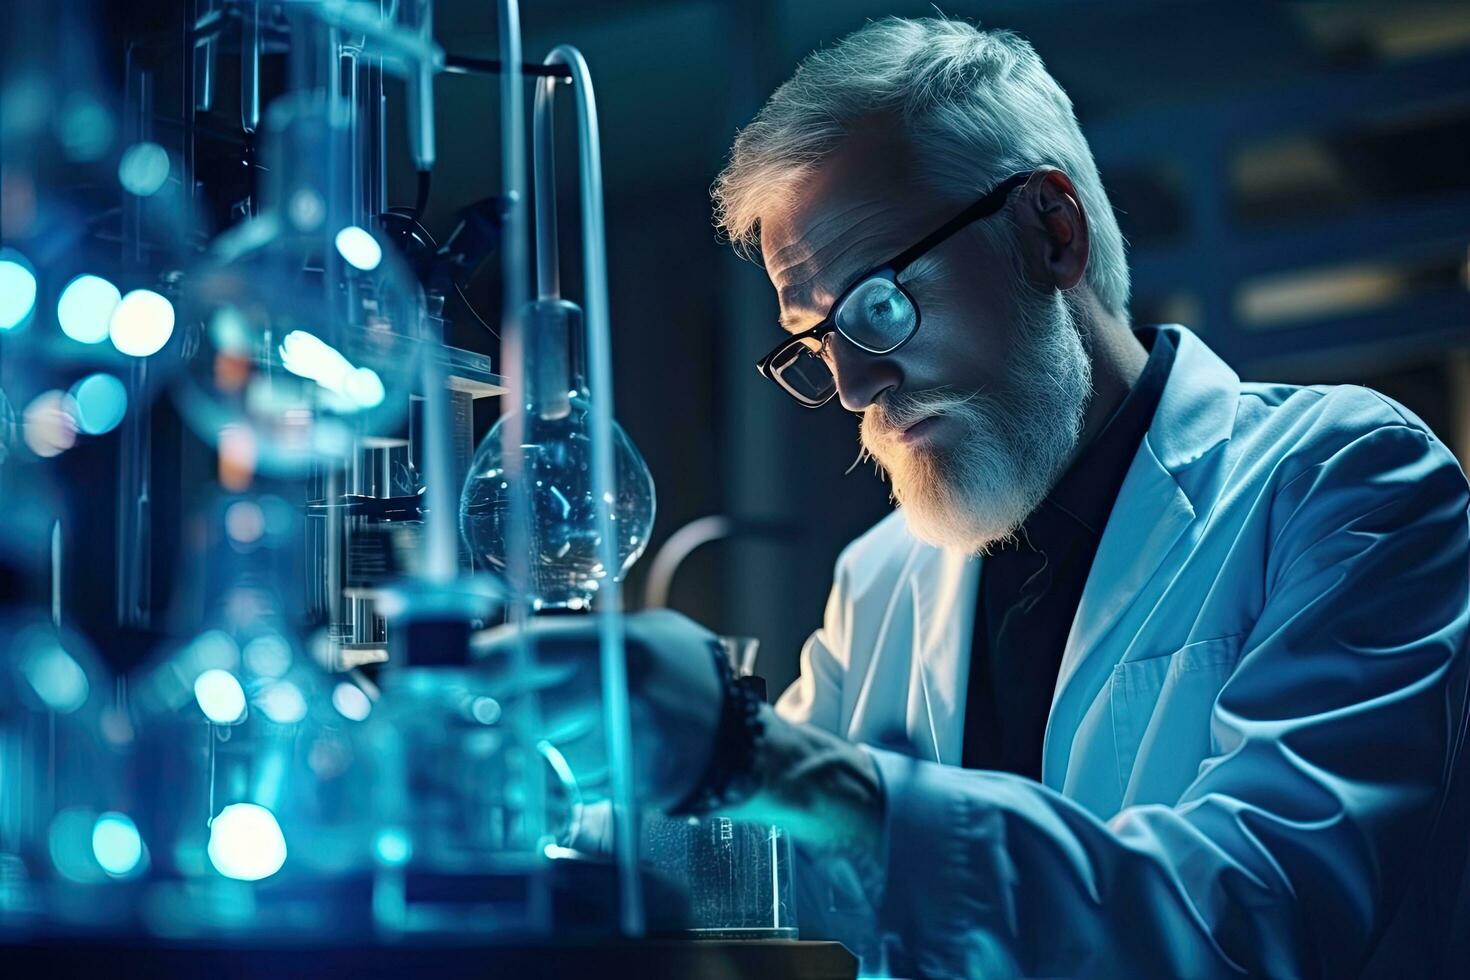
712, 17, 1130, 317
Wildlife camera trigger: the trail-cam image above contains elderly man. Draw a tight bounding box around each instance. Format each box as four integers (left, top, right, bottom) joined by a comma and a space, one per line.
489, 17, 1470, 977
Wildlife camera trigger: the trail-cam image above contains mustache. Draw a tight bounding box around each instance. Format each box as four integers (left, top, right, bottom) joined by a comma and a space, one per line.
864, 387, 986, 436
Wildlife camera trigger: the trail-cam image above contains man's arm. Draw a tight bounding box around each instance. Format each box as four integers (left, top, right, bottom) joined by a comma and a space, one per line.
739, 422, 1470, 977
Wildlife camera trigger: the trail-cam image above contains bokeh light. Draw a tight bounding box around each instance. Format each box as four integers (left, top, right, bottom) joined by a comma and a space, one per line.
374, 828, 412, 866
109, 288, 175, 357
50, 807, 105, 883
242, 633, 292, 678
92, 812, 144, 877
193, 668, 247, 725
0, 250, 38, 329
277, 330, 387, 412
16, 624, 90, 713
117, 141, 170, 197
55, 92, 114, 162
69, 372, 128, 435
22, 390, 79, 458
332, 682, 372, 722
470, 696, 502, 725
334, 225, 382, 271
218, 423, 258, 492
57, 274, 122, 344
225, 500, 266, 545
207, 803, 287, 881
256, 680, 307, 725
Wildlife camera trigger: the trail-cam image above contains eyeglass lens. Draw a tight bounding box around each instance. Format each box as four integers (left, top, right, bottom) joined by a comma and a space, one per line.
771, 275, 918, 404
772, 344, 836, 404
834, 276, 917, 352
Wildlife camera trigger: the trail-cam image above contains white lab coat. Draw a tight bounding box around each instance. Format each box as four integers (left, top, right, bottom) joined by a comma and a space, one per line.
776, 325, 1470, 978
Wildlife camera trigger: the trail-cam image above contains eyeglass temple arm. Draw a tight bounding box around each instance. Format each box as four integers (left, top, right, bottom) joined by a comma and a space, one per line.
886, 170, 1035, 272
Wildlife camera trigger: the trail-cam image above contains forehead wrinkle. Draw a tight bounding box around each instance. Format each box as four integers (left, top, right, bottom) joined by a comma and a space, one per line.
766, 198, 886, 273
775, 204, 906, 330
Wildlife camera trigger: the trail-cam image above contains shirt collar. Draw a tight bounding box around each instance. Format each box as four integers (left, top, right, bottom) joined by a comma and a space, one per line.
1021, 327, 1178, 544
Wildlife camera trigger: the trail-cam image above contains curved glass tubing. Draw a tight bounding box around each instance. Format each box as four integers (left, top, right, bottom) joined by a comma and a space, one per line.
529, 44, 645, 937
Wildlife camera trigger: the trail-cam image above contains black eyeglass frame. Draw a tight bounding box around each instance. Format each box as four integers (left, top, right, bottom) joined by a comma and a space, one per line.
755, 169, 1037, 408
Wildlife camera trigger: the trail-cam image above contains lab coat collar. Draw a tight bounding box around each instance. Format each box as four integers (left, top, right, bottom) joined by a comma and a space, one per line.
1143, 325, 1239, 473
1041, 324, 1240, 788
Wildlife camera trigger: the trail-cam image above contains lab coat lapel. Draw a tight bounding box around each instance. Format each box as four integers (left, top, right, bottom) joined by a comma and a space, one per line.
1040, 444, 1195, 786
1039, 325, 1236, 791
888, 541, 980, 764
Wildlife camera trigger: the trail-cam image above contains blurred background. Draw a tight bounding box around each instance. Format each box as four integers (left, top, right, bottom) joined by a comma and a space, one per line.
6, 0, 1470, 696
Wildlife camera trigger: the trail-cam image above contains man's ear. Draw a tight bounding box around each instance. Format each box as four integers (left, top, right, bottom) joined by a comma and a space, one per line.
1016, 167, 1089, 292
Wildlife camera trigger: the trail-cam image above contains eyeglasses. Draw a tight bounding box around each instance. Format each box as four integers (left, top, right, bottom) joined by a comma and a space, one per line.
755, 170, 1035, 408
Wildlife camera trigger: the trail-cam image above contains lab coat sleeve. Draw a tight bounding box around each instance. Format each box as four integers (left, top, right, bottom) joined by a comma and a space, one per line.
775, 541, 896, 948
866, 422, 1470, 978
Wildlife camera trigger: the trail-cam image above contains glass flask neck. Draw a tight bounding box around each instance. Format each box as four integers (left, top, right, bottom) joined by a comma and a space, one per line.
524, 298, 588, 420
260, 92, 350, 236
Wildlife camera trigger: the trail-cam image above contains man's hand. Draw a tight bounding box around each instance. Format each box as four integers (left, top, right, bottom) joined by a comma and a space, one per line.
732, 708, 885, 861
472, 610, 886, 865
471, 610, 724, 810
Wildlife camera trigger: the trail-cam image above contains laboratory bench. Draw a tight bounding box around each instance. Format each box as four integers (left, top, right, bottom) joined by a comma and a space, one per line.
2, 937, 859, 978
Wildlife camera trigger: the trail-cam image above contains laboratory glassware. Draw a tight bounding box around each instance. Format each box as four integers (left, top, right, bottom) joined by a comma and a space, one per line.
0, 611, 139, 936
175, 90, 423, 477
127, 492, 379, 939
640, 637, 797, 939
458, 299, 656, 611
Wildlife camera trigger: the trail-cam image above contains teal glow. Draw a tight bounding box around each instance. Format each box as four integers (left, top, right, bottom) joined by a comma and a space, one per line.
109, 288, 175, 357
278, 330, 382, 409
470, 696, 502, 725
57, 274, 122, 343
207, 803, 287, 881
57, 94, 114, 161
256, 681, 307, 725
0, 253, 38, 330
374, 828, 412, 866
334, 225, 382, 271
209, 306, 252, 354
117, 142, 170, 197
344, 367, 385, 408
18, 628, 89, 714
331, 681, 372, 721
69, 373, 128, 435
188, 629, 240, 670
50, 808, 105, 883
193, 668, 247, 724
243, 633, 291, 678
258, 496, 295, 537
92, 812, 144, 876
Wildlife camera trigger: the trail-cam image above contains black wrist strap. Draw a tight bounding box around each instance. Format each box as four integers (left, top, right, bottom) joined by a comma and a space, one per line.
669, 640, 765, 817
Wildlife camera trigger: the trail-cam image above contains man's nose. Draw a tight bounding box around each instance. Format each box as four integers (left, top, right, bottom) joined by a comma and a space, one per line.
828, 331, 901, 413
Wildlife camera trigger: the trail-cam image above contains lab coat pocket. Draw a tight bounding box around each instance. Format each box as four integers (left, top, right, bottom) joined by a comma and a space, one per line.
1111, 635, 1244, 805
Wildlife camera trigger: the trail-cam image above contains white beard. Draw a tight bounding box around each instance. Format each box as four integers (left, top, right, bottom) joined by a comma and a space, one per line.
860, 290, 1093, 554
